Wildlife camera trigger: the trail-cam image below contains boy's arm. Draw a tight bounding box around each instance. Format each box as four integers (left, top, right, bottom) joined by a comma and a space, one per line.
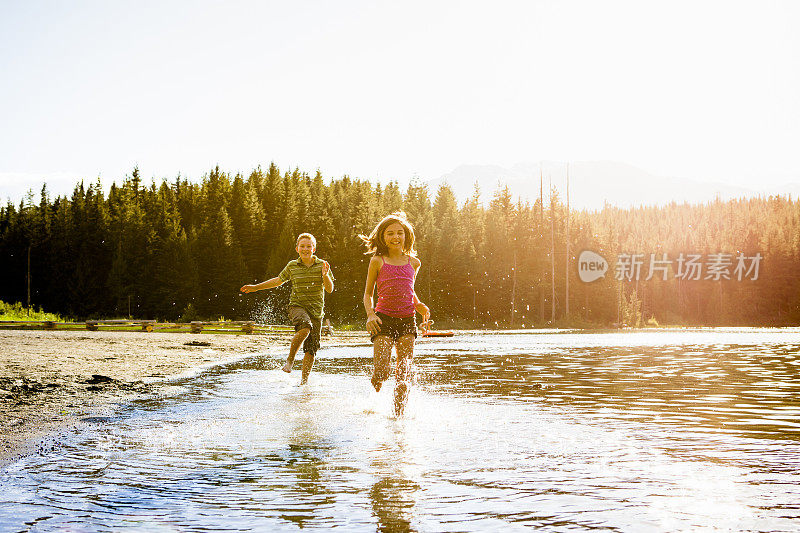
240, 276, 285, 293
322, 260, 334, 293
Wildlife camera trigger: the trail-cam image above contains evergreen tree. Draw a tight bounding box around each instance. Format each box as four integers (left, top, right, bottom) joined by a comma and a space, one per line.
431, 184, 460, 318
403, 180, 434, 301
194, 206, 247, 318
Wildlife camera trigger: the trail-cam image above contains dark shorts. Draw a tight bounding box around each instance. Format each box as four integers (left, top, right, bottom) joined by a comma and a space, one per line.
288, 306, 322, 355
371, 311, 417, 343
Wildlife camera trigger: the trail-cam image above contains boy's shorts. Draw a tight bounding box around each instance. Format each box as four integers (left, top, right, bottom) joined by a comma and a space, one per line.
288, 305, 322, 355
370, 311, 417, 343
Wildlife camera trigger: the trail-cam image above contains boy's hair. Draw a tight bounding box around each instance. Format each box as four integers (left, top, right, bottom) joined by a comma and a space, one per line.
359, 211, 417, 257
296, 233, 316, 248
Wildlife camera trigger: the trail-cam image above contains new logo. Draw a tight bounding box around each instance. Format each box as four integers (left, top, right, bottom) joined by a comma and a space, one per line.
578, 250, 608, 282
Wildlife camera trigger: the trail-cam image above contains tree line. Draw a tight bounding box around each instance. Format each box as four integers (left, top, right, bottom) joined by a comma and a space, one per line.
1, 164, 798, 327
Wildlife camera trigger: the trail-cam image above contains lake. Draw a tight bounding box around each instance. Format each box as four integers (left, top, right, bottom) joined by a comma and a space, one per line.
2, 329, 799, 531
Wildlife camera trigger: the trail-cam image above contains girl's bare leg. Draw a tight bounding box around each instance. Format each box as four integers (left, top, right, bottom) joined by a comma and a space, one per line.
284, 327, 310, 372
393, 334, 415, 415
372, 335, 394, 392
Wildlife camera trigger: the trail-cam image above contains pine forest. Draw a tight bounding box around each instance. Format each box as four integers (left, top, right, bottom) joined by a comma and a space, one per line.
1, 164, 798, 327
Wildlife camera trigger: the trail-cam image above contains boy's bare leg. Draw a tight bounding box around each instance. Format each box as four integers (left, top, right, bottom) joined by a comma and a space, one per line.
300, 351, 315, 384
284, 327, 310, 372
393, 335, 415, 415
372, 336, 393, 392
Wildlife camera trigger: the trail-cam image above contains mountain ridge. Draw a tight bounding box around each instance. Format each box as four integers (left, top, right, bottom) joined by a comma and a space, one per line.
426, 161, 800, 210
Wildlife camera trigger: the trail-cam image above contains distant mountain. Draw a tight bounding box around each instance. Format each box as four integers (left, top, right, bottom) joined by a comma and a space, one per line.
427, 161, 799, 210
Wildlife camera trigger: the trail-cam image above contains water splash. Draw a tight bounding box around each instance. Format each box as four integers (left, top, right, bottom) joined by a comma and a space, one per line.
250, 294, 285, 325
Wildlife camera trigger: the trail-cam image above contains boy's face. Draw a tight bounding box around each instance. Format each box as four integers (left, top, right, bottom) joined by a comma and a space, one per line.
296, 238, 315, 259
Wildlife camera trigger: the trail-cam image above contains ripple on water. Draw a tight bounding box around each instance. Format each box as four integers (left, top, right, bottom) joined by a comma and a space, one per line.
2, 329, 800, 530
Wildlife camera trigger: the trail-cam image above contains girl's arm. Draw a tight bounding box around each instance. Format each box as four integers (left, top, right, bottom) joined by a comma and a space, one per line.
409, 257, 431, 325
240, 276, 284, 293
363, 256, 382, 334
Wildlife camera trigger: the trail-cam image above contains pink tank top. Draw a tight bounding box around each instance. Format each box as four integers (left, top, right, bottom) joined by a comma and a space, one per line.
375, 258, 416, 317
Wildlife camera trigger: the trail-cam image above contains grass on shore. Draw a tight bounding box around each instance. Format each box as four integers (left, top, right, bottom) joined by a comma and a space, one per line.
0, 301, 63, 322
0, 299, 683, 331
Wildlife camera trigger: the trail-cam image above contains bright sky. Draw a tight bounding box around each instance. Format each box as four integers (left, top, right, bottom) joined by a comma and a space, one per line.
2, 0, 799, 203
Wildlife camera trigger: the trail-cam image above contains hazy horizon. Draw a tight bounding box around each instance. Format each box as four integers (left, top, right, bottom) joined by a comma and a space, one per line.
3, 158, 800, 212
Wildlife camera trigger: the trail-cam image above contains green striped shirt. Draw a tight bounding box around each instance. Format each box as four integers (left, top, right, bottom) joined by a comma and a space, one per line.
278, 256, 334, 319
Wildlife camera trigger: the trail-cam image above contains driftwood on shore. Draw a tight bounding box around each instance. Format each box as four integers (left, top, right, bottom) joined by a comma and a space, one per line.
0, 320, 305, 335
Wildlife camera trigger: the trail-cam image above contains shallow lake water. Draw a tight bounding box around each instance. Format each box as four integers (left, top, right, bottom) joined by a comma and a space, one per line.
2, 329, 800, 531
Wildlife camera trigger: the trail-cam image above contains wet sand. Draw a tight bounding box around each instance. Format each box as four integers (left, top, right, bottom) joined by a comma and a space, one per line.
0, 329, 364, 467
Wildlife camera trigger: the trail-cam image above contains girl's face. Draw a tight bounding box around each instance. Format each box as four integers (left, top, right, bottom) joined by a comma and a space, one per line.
382, 222, 405, 251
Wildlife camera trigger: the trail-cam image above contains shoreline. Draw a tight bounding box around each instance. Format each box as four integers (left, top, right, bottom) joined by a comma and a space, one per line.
0, 329, 364, 468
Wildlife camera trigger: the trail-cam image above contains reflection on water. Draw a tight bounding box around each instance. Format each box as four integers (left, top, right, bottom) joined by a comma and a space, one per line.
404, 332, 800, 440
369, 427, 420, 533
1, 329, 800, 531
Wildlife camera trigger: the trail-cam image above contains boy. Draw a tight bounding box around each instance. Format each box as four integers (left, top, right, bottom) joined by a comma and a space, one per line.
240, 233, 334, 384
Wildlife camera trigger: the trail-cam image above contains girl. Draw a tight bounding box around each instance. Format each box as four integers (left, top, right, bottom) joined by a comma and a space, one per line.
361, 212, 430, 416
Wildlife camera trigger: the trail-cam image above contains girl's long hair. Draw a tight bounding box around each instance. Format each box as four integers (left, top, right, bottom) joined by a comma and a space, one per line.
359, 211, 417, 257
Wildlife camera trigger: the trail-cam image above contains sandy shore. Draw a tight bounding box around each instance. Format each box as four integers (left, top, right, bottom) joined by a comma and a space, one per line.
0, 328, 364, 467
